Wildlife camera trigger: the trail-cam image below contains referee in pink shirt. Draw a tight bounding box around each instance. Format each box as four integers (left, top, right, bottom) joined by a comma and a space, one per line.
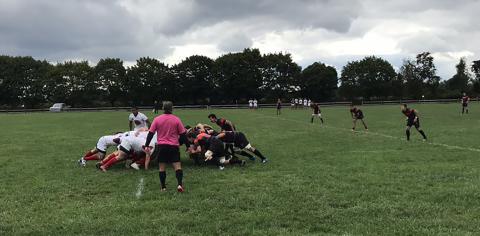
144, 101, 186, 192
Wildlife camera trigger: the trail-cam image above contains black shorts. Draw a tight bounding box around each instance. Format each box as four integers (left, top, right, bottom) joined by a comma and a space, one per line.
234, 132, 250, 149
209, 138, 226, 157
154, 144, 180, 163
463, 103, 468, 107
407, 118, 420, 128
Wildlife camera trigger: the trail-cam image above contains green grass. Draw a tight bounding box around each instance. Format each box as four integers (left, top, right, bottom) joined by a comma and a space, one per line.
1, 103, 480, 235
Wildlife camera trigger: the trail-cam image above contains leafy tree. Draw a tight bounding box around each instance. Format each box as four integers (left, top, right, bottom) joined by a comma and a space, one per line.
415, 52, 440, 98
0, 56, 51, 108
261, 53, 302, 100
45, 61, 95, 107
299, 62, 337, 101
471, 60, 480, 94
94, 58, 127, 106
173, 55, 215, 104
447, 58, 471, 94
339, 56, 396, 100
401, 59, 423, 99
213, 48, 263, 103
126, 57, 174, 106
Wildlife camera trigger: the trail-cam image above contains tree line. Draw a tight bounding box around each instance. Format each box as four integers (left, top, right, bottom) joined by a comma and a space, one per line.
1, 49, 479, 108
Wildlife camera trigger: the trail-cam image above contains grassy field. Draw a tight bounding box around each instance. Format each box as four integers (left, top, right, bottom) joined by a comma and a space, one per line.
1, 103, 480, 235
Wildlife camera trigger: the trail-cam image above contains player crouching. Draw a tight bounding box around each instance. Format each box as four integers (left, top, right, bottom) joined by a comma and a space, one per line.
78, 132, 124, 166
350, 104, 368, 131
187, 132, 245, 170
99, 131, 156, 172
401, 104, 427, 141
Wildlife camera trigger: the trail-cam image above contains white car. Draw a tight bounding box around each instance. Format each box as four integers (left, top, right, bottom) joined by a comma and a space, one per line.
49, 103, 67, 112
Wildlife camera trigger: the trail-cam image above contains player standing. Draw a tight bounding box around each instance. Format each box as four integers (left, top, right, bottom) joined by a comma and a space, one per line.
401, 104, 427, 141
276, 98, 282, 115
248, 99, 253, 109
350, 104, 368, 131
311, 103, 324, 124
144, 101, 187, 192
461, 93, 470, 114
129, 107, 150, 131
253, 99, 258, 109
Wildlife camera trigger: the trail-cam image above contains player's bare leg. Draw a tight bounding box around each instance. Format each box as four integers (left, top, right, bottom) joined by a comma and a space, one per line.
100, 151, 127, 172
361, 119, 368, 130
352, 119, 357, 131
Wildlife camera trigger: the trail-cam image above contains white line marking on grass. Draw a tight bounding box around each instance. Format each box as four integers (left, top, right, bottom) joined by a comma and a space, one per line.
255, 113, 480, 153
135, 177, 144, 199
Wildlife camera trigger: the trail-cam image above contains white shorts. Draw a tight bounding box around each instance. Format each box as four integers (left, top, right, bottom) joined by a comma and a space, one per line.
96, 135, 118, 153
312, 113, 322, 117
120, 136, 153, 154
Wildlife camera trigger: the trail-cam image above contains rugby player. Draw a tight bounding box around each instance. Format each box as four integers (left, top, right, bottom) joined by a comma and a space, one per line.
276, 98, 282, 115
129, 107, 150, 131
461, 93, 470, 114
208, 113, 237, 157
311, 103, 324, 124
350, 104, 368, 131
78, 132, 124, 166
401, 104, 427, 141
99, 131, 155, 171
187, 132, 245, 170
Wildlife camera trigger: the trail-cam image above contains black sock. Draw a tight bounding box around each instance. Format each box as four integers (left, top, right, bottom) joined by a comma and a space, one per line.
175, 169, 183, 186
320, 118, 324, 124
253, 149, 266, 160
311, 117, 314, 123
159, 171, 166, 188
406, 130, 410, 140
239, 150, 255, 159
419, 130, 427, 140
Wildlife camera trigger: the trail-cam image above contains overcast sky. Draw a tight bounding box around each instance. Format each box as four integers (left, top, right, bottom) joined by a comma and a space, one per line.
1, 0, 479, 79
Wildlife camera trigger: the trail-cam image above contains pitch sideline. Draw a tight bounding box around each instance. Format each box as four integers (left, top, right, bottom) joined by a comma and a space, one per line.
135, 177, 145, 199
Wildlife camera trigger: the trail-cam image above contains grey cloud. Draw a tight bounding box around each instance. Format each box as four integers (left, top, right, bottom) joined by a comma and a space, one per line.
217, 32, 253, 52
397, 32, 453, 54
0, 0, 142, 61
153, 0, 362, 35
